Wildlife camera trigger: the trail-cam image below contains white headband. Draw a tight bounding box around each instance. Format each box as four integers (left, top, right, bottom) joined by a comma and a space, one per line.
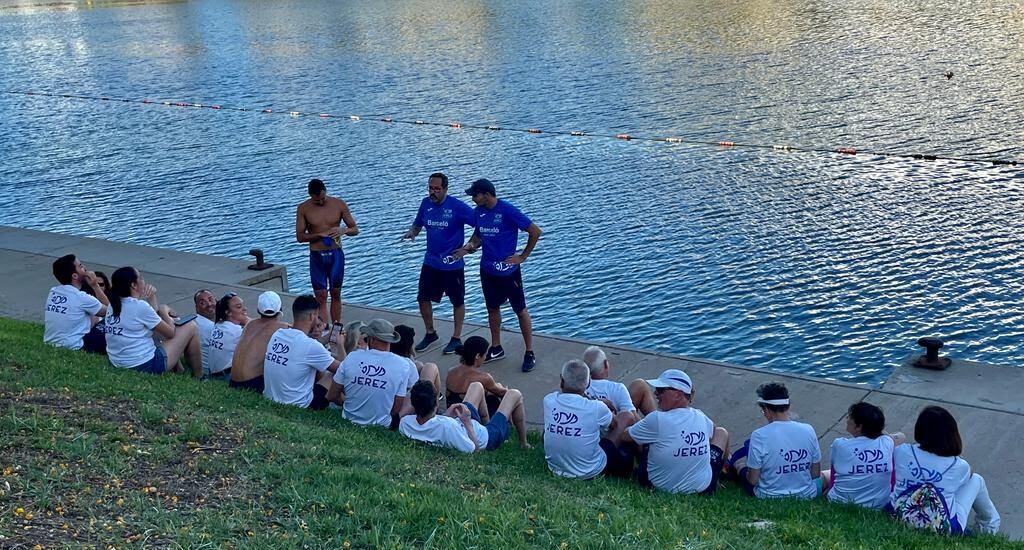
757, 398, 790, 406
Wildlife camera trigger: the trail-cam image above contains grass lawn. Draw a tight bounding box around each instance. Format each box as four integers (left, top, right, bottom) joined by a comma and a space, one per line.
0, 317, 1018, 549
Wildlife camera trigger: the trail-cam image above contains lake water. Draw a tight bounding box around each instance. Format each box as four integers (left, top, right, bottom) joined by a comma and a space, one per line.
2, 0, 1023, 385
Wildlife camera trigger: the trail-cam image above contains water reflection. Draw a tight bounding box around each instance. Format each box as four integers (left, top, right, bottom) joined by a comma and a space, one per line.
1, 0, 1023, 385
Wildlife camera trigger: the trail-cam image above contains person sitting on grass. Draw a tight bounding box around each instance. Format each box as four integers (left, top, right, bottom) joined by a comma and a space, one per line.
194, 289, 216, 367
623, 369, 729, 495
582, 345, 638, 418
393, 324, 442, 399
204, 292, 250, 380
729, 381, 821, 498
891, 405, 1000, 535
44, 254, 109, 353
104, 266, 202, 377
263, 295, 339, 410
328, 319, 416, 428
821, 402, 904, 509
543, 360, 637, 480
400, 380, 529, 452
445, 336, 513, 421
229, 291, 288, 393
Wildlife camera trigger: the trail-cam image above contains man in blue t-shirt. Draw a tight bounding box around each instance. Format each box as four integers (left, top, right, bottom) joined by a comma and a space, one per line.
453, 179, 542, 372
400, 173, 476, 355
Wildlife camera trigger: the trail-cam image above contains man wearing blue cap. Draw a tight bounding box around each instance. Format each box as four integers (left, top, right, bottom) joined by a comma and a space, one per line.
624, 369, 730, 495
453, 178, 542, 372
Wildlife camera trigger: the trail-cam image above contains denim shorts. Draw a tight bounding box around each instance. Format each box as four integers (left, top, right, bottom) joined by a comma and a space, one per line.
465, 401, 511, 451
131, 345, 168, 374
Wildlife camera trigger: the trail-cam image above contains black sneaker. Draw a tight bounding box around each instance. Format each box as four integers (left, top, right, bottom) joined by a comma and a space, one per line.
443, 337, 462, 355
522, 351, 537, 372
415, 331, 439, 352
485, 345, 505, 363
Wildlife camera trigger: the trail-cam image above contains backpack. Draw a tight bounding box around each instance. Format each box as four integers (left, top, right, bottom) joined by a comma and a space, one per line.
892, 447, 960, 535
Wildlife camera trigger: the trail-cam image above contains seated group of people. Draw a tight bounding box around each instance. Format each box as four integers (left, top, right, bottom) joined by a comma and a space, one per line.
42, 254, 1001, 536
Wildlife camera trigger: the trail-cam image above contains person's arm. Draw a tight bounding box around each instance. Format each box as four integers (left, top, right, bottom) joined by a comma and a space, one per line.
811, 462, 821, 480
152, 304, 176, 339
746, 468, 761, 486
452, 231, 482, 259
325, 359, 340, 374
400, 224, 422, 241
82, 271, 110, 309
327, 379, 346, 406
481, 374, 508, 397
454, 404, 481, 452
295, 205, 324, 243
391, 395, 407, 418
505, 223, 541, 265
887, 431, 907, 446
340, 201, 359, 236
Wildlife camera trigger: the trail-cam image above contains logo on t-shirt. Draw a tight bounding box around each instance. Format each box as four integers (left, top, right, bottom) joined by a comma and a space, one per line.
547, 409, 582, 437
353, 362, 388, 389
673, 430, 709, 458
909, 463, 944, 483
102, 315, 123, 335
441, 255, 458, 265
492, 261, 516, 273
47, 294, 69, 314
848, 447, 889, 475
266, 341, 289, 366
776, 448, 811, 474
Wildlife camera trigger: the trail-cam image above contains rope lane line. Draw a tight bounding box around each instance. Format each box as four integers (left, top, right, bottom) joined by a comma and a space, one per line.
3, 89, 1019, 167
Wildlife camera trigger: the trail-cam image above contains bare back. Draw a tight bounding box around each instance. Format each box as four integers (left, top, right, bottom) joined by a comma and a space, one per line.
231, 317, 288, 382
446, 365, 505, 397
297, 196, 353, 252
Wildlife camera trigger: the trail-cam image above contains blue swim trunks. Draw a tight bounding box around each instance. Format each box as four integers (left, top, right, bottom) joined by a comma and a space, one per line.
310, 248, 345, 291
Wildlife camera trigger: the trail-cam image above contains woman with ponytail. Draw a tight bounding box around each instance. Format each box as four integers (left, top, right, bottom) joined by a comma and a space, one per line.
104, 267, 203, 376
444, 335, 529, 447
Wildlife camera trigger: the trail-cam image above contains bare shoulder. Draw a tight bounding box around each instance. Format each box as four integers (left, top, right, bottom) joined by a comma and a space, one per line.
331, 196, 350, 210
297, 198, 313, 214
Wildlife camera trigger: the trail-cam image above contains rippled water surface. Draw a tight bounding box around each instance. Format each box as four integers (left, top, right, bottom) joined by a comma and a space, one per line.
2, 0, 1024, 384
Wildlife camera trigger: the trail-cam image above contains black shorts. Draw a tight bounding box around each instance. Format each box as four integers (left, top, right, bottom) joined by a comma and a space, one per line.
599, 438, 637, 479
417, 265, 465, 307
637, 444, 724, 494
480, 269, 526, 313
308, 384, 330, 411
229, 375, 265, 393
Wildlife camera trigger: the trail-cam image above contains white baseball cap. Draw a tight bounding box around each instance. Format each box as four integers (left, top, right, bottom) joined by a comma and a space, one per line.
646, 369, 693, 393
257, 291, 282, 316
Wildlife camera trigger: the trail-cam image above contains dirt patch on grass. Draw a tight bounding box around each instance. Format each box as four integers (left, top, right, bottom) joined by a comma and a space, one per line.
0, 388, 274, 548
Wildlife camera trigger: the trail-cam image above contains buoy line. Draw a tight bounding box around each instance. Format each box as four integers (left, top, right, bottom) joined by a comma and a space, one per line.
3, 89, 1020, 167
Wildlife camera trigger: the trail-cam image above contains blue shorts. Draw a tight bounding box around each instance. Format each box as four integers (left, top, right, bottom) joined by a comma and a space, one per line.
465, 401, 511, 451
131, 345, 167, 374
310, 248, 345, 291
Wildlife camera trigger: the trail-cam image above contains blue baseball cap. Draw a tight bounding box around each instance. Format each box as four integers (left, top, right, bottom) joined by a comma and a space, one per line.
465, 178, 496, 196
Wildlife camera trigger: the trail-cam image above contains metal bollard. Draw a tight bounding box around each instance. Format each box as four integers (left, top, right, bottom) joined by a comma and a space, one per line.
248, 248, 274, 271
913, 337, 951, 370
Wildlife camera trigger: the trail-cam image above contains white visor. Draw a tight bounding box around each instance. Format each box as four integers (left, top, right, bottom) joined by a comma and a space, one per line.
757, 398, 790, 406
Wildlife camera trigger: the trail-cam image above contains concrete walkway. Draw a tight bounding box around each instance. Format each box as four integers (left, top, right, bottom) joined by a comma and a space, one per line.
2, 225, 1021, 539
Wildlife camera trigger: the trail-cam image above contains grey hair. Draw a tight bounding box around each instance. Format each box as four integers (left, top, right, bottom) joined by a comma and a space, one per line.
560, 359, 591, 393
582, 345, 607, 376
343, 320, 365, 353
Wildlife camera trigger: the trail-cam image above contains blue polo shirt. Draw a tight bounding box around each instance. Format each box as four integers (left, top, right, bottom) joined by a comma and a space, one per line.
413, 196, 476, 270
475, 199, 532, 276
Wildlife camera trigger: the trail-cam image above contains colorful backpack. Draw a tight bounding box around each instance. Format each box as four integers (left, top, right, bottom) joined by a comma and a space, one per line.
892, 447, 960, 535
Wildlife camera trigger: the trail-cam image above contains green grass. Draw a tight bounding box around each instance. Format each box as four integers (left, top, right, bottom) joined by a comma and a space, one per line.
0, 317, 1018, 549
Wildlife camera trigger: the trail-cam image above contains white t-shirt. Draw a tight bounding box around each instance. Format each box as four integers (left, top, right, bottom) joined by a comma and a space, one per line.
586, 379, 636, 413
828, 435, 895, 509
543, 392, 613, 479
262, 328, 334, 408
205, 321, 243, 375
44, 284, 102, 350
335, 349, 412, 427
628, 407, 714, 494
747, 420, 821, 499
399, 414, 489, 453
196, 315, 215, 372
401, 357, 420, 392
892, 444, 971, 514
105, 298, 162, 368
